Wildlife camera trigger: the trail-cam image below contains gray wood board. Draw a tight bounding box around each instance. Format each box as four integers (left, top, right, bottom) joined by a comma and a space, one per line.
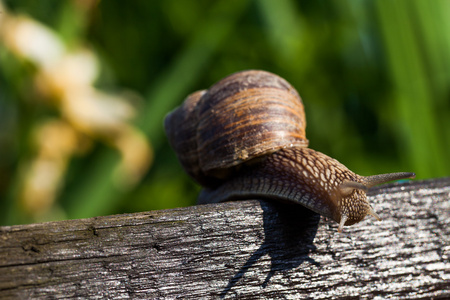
0, 178, 449, 299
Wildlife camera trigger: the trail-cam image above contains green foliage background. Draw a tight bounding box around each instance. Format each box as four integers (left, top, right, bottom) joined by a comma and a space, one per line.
1, 0, 449, 225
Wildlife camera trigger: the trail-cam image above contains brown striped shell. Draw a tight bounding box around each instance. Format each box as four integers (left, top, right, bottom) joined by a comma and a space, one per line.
164, 70, 308, 187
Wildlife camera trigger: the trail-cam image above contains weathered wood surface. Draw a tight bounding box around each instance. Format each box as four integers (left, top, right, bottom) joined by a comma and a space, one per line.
0, 178, 449, 299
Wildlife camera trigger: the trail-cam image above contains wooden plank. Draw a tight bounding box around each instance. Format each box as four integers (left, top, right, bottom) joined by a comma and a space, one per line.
0, 178, 449, 299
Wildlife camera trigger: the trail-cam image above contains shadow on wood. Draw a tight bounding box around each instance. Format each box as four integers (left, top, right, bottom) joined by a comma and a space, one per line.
220, 202, 320, 297
0, 178, 449, 299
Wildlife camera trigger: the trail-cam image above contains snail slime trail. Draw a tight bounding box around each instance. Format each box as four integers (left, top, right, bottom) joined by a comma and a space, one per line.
164, 70, 415, 232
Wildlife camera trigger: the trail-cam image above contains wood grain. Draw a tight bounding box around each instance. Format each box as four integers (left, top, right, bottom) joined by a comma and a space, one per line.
0, 178, 449, 299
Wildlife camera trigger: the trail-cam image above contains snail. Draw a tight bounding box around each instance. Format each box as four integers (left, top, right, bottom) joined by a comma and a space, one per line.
164, 70, 415, 232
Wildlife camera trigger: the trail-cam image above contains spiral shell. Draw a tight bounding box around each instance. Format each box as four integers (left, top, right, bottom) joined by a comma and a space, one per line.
165, 70, 308, 186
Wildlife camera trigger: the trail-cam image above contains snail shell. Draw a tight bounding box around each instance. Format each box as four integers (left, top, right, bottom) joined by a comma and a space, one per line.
165, 70, 308, 186
165, 70, 415, 232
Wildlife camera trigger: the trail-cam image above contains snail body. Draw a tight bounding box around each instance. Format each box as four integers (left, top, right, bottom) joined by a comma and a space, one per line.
165, 70, 414, 232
